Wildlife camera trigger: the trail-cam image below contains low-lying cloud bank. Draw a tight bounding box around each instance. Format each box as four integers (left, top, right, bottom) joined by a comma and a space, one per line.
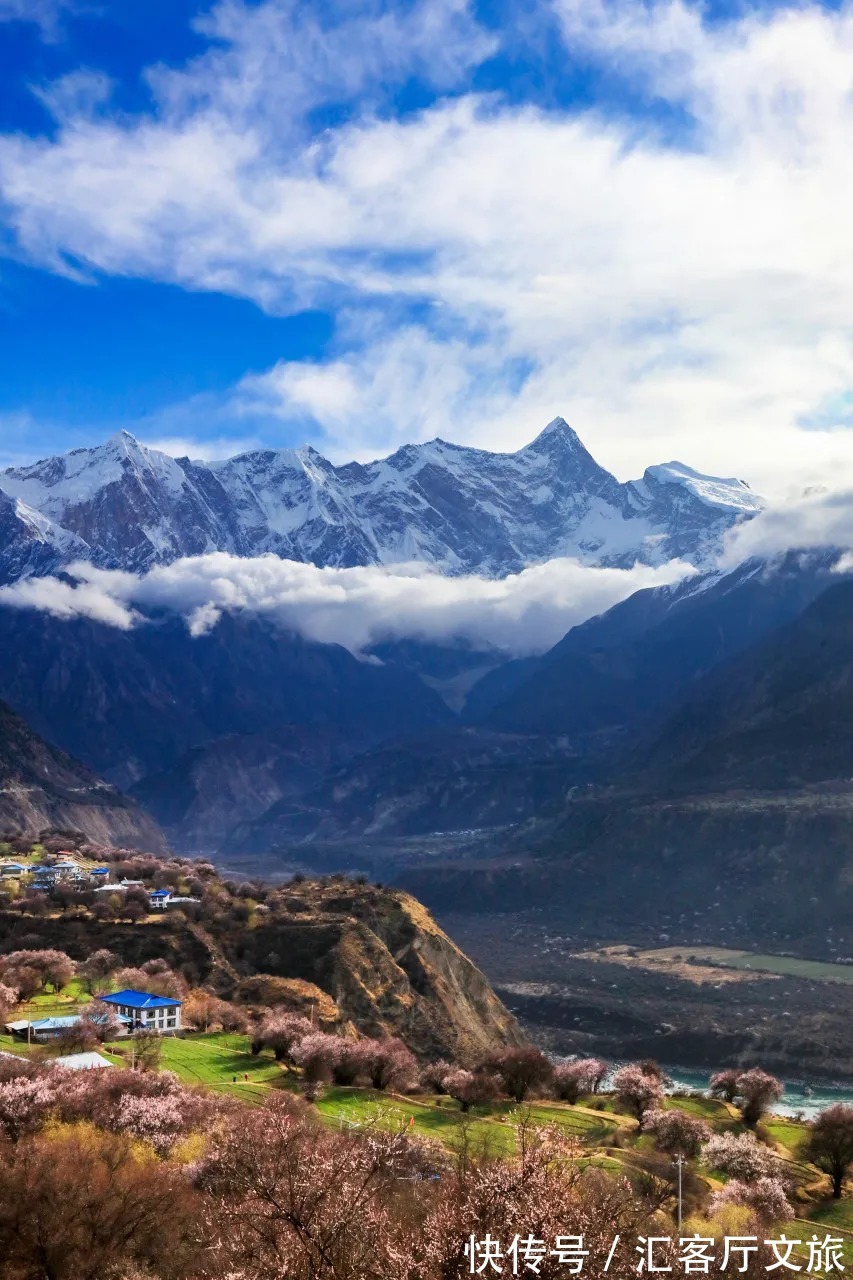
0, 554, 694, 657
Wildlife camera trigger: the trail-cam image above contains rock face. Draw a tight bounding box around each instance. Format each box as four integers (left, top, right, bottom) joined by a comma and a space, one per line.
0, 419, 761, 578
0, 699, 165, 851
0, 488, 88, 586
233, 882, 525, 1061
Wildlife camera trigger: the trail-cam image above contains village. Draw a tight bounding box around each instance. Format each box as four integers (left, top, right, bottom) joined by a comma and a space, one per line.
1, 836, 853, 1257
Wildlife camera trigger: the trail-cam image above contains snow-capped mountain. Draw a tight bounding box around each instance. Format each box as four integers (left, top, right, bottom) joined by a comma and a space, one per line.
0, 488, 90, 585
0, 418, 762, 579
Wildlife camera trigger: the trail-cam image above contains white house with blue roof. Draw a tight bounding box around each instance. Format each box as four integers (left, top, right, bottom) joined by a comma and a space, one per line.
97, 989, 182, 1033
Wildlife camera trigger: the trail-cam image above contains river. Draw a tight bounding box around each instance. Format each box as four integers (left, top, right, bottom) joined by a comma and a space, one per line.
667, 1068, 853, 1119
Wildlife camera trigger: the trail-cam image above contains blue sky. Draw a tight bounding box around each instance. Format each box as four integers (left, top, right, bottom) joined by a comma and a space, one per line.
1, 0, 853, 494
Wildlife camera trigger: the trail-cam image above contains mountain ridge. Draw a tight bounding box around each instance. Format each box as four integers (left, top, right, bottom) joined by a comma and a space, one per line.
0, 419, 762, 580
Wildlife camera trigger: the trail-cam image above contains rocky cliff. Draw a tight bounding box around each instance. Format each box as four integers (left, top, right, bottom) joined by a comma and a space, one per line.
0, 699, 165, 851
230, 879, 525, 1060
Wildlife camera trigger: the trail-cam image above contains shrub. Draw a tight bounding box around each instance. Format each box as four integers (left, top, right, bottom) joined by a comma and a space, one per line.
805, 1103, 853, 1199
553, 1058, 609, 1104
356, 1039, 419, 1093
709, 1067, 740, 1103
420, 1060, 454, 1094
641, 1108, 711, 1157
702, 1131, 779, 1180
734, 1068, 784, 1125
612, 1064, 664, 1121
291, 1033, 339, 1085
710, 1177, 793, 1225
252, 1012, 314, 1066
484, 1047, 553, 1103
438, 1069, 500, 1113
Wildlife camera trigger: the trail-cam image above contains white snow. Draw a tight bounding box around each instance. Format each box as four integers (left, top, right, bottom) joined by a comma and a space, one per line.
642, 461, 762, 514
0, 425, 764, 580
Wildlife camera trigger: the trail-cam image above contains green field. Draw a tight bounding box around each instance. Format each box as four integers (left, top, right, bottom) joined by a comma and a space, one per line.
106, 1032, 287, 1102
15, 977, 89, 1014
313, 1086, 620, 1152
4, 1026, 853, 1225
806, 1199, 853, 1234
655, 948, 853, 985
662, 1093, 733, 1121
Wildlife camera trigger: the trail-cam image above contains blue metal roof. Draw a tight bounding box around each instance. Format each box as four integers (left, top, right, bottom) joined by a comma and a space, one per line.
32, 1015, 81, 1030
98, 989, 181, 1010
91, 867, 110, 874
149, 889, 171, 897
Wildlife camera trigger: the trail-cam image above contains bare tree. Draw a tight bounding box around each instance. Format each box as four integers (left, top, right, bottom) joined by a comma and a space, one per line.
805, 1103, 853, 1199
485, 1047, 553, 1103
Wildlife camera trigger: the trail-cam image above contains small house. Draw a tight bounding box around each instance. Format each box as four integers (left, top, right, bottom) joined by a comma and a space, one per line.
149, 889, 171, 910
97, 989, 182, 1033
29, 862, 84, 884
27, 1015, 82, 1042
29, 865, 62, 883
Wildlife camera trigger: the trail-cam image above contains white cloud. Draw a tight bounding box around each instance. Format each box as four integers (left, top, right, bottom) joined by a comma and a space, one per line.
153, 0, 496, 136
0, 574, 138, 630
4, 0, 853, 489
33, 70, 114, 123
0, 552, 693, 655
723, 487, 853, 566
0, 0, 73, 36
234, 325, 526, 459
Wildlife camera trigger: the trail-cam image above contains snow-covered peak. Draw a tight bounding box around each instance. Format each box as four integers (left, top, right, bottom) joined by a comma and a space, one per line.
0, 420, 762, 580
640, 461, 763, 514
519, 417, 592, 460
3, 430, 189, 513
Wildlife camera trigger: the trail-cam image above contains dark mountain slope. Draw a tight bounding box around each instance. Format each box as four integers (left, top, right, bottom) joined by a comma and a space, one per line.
0, 700, 164, 850
403, 576, 853, 955
205, 556, 841, 850
474, 553, 837, 744
131, 726, 353, 853
0, 607, 452, 788
638, 575, 853, 791
226, 728, 581, 851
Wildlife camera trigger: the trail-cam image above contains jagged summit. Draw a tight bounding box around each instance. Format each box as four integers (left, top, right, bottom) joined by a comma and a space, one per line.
0, 421, 763, 581
521, 415, 581, 447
